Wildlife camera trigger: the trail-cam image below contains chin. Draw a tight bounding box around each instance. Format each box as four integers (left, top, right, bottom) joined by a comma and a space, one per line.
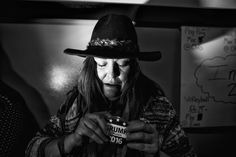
104, 92, 120, 101
103, 85, 121, 101
107, 96, 120, 101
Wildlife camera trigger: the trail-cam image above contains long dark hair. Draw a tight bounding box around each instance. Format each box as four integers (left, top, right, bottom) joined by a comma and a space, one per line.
77, 57, 164, 120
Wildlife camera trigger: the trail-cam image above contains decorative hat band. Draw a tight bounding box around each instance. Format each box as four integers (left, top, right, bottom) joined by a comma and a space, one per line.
64, 14, 161, 61
87, 38, 139, 53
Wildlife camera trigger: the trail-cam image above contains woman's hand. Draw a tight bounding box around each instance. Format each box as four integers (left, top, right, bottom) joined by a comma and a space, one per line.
126, 120, 159, 154
73, 112, 110, 146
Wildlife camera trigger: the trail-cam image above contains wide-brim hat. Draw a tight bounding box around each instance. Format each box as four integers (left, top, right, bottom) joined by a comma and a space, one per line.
64, 14, 161, 61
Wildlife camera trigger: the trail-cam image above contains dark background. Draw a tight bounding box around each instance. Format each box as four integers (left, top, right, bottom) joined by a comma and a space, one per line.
0, 1, 236, 157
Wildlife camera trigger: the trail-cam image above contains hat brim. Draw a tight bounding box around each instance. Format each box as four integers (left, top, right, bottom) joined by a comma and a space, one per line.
64, 48, 161, 61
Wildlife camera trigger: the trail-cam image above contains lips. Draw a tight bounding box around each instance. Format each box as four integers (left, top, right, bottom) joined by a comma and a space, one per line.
104, 83, 121, 89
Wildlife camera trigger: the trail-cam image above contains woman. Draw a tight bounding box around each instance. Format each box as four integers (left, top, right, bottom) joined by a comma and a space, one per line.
26, 14, 197, 157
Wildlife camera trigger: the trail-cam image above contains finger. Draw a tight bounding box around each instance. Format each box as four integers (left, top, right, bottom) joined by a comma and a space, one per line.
127, 143, 158, 154
83, 116, 109, 142
127, 121, 155, 133
75, 117, 104, 144
79, 120, 104, 144
126, 132, 153, 144
86, 113, 108, 135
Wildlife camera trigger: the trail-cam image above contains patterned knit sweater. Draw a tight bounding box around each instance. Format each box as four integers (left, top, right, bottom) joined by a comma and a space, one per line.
26, 76, 197, 157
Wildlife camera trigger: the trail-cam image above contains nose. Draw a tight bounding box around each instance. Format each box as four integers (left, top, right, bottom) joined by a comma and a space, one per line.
107, 63, 120, 79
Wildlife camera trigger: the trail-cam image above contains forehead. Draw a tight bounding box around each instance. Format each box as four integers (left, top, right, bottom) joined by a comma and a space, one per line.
94, 57, 130, 62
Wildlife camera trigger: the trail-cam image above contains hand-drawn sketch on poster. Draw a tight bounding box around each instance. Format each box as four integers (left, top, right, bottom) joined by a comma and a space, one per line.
180, 26, 236, 128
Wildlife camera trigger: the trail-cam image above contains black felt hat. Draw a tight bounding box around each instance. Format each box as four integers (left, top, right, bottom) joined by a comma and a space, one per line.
64, 14, 161, 61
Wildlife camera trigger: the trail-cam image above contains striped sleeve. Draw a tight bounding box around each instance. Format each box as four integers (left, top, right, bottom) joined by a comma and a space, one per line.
141, 96, 197, 157
25, 114, 63, 157
25, 87, 81, 157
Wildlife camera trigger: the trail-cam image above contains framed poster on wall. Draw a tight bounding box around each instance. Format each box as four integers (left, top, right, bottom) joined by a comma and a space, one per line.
180, 26, 236, 128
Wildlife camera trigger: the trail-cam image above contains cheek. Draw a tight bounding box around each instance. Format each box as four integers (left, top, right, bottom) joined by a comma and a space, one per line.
119, 67, 130, 85
97, 68, 106, 81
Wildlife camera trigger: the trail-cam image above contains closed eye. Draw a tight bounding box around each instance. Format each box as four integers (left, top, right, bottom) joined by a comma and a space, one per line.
118, 61, 130, 67
97, 63, 107, 67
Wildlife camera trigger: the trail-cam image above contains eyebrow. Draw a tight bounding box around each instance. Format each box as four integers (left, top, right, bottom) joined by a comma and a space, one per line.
117, 59, 130, 63
95, 59, 107, 62
116, 59, 130, 62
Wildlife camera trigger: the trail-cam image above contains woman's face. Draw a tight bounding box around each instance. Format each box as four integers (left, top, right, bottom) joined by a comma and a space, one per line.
94, 57, 131, 101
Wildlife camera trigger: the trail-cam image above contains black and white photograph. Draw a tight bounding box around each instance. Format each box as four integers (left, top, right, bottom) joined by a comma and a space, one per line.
0, 0, 236, 157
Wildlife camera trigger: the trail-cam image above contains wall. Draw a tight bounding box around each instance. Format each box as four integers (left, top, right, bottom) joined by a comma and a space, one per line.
0, 20, 180, 116
0, 20, 235, 157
